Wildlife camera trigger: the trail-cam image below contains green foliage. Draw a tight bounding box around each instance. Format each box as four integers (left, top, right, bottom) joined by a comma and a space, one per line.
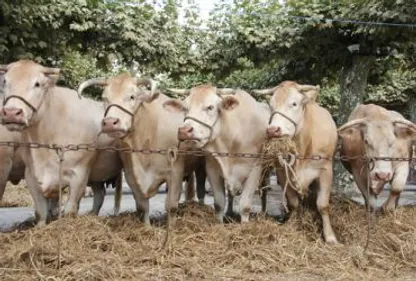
1, 0, 415, 112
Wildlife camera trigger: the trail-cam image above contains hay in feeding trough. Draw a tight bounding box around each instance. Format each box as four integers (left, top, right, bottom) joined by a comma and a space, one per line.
1, 198, 416, 281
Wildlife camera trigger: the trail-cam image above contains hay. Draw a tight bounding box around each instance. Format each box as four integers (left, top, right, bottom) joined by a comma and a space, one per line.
260, 137, 298, 168
0, 181, 33, 208
1, 198, 416, 281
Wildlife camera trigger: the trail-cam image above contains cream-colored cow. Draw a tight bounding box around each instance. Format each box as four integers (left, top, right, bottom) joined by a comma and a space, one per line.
253, 81, 338, 243
163, 85, 269, 223
339, 104, 416, 212
0, 60, 123, 226
78, 73, 205, 224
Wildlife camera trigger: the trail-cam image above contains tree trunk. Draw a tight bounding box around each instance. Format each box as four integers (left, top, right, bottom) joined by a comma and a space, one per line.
333, 55, 374, 194
408, 92, 416, 122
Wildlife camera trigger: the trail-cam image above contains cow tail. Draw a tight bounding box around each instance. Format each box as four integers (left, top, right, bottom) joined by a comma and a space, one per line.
114, 172, 122, 216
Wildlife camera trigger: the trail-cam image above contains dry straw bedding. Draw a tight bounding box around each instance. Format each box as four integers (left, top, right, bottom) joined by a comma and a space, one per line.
0, 181, 33, 208
0, 198, 415, 281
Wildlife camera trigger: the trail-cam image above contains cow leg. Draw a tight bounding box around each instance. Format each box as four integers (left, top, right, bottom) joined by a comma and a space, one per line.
0, 150, 13, 200
317, 168, 338, 244
64, 176, 89, 217
260, 168, 271, 214
226, 192, 234, 216
48, 197, 60, 219
166, 158, 185, 216
0, 182, 6, 202
240, 166, 262, 223
184, 173, 196, 203
26, 171, 48, 227
90, 182, 106, 216
206, 159, 226, 223
130, 186, 150, 224
195, 163, 207, 205
382, 164, 407, 212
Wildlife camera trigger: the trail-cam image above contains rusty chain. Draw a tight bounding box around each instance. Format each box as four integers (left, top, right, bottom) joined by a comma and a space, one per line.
0, 141, 415, 162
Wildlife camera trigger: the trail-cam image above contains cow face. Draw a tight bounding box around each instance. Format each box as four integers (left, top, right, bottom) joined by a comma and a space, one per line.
163, 85, 239, 148
100, 74, 157, 139
267, 82, 318, 139
339, 118, 416, 195
0, 60, 60, 131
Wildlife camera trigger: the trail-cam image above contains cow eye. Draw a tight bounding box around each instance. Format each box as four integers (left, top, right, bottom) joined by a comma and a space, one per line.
206, 105, 214, 111
34, 82, 40, 88
130, 95, 135, 100
292, 102, 297, 107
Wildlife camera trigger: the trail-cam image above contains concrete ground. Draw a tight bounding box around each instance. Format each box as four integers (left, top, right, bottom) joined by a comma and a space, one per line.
1, 176, 415, 232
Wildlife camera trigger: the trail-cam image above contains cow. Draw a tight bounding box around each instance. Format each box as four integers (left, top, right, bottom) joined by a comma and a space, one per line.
163, 85, 270, 223
253, 81, 338, 243
338, 104, 416, 213
0, 126, 25, 201
77, 73, 206, 224
0, 72, 25, 200
0, 60, 123, 227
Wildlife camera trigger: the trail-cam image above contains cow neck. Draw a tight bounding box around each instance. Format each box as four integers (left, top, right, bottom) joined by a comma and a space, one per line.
204, 105, 249, 175
21, 88, 55, 144
24, 87, 101, 146
292, 105, 312, 158
121, 102, 153, 150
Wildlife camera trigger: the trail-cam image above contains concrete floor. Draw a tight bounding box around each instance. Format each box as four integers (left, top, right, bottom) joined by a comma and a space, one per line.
1, 176, 415, 232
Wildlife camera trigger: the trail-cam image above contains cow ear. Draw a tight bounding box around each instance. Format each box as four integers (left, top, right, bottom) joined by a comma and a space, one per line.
299, 85, 319, 104
163, 99, 186, 113
138, 91, 159, 104
394, 123, 416, 140
45, 74, 60, 87
338, 123, 366, 139
220, 96, 239, 111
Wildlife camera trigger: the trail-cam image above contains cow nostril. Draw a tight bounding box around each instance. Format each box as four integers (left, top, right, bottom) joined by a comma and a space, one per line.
186, 126, 193, 133
112, 118, 119, 126
15, 109, 23, 117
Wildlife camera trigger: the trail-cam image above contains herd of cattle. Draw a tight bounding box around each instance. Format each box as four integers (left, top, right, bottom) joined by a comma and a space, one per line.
0, 59, 415, 244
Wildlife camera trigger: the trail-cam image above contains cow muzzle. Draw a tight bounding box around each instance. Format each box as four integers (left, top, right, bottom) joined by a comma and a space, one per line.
267, 126, 282, 138
102, 117, 121, 132
1, 107, 26, 127
178, 125, 196, 141
370, 172, 392, 195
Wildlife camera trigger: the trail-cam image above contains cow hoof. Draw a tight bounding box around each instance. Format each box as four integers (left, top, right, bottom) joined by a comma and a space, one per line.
275, 212, 291, 224
35, 221, 47, 228
241, 215, 250, 223
325, 236, 338, 244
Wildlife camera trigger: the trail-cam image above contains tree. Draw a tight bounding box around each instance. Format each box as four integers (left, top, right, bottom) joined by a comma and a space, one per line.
202, 0, 416, 192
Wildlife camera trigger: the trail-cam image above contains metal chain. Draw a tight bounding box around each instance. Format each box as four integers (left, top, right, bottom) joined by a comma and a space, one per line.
0, 141, 415, 162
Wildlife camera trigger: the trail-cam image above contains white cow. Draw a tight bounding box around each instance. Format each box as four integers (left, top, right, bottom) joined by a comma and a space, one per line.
0, 60, 123, 226
163, 85, 269, 222
77, 73, 205, 224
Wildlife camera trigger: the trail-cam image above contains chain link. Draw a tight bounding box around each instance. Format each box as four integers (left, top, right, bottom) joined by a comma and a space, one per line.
0, 141, 415, 162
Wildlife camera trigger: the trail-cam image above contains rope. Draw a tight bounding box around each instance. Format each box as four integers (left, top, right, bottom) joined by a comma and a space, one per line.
277, 153, 300, 213
55, 147, 65, 269
364, 156, 377, 253
160, 146, 179, 250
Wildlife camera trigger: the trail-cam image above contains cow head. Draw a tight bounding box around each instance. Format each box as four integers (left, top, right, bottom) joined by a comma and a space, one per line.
77, 73, 157, 139
163, 85, 237, 148
0, 60, 60, 131
253, 81, 319, 139
338, 118, 416, 195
